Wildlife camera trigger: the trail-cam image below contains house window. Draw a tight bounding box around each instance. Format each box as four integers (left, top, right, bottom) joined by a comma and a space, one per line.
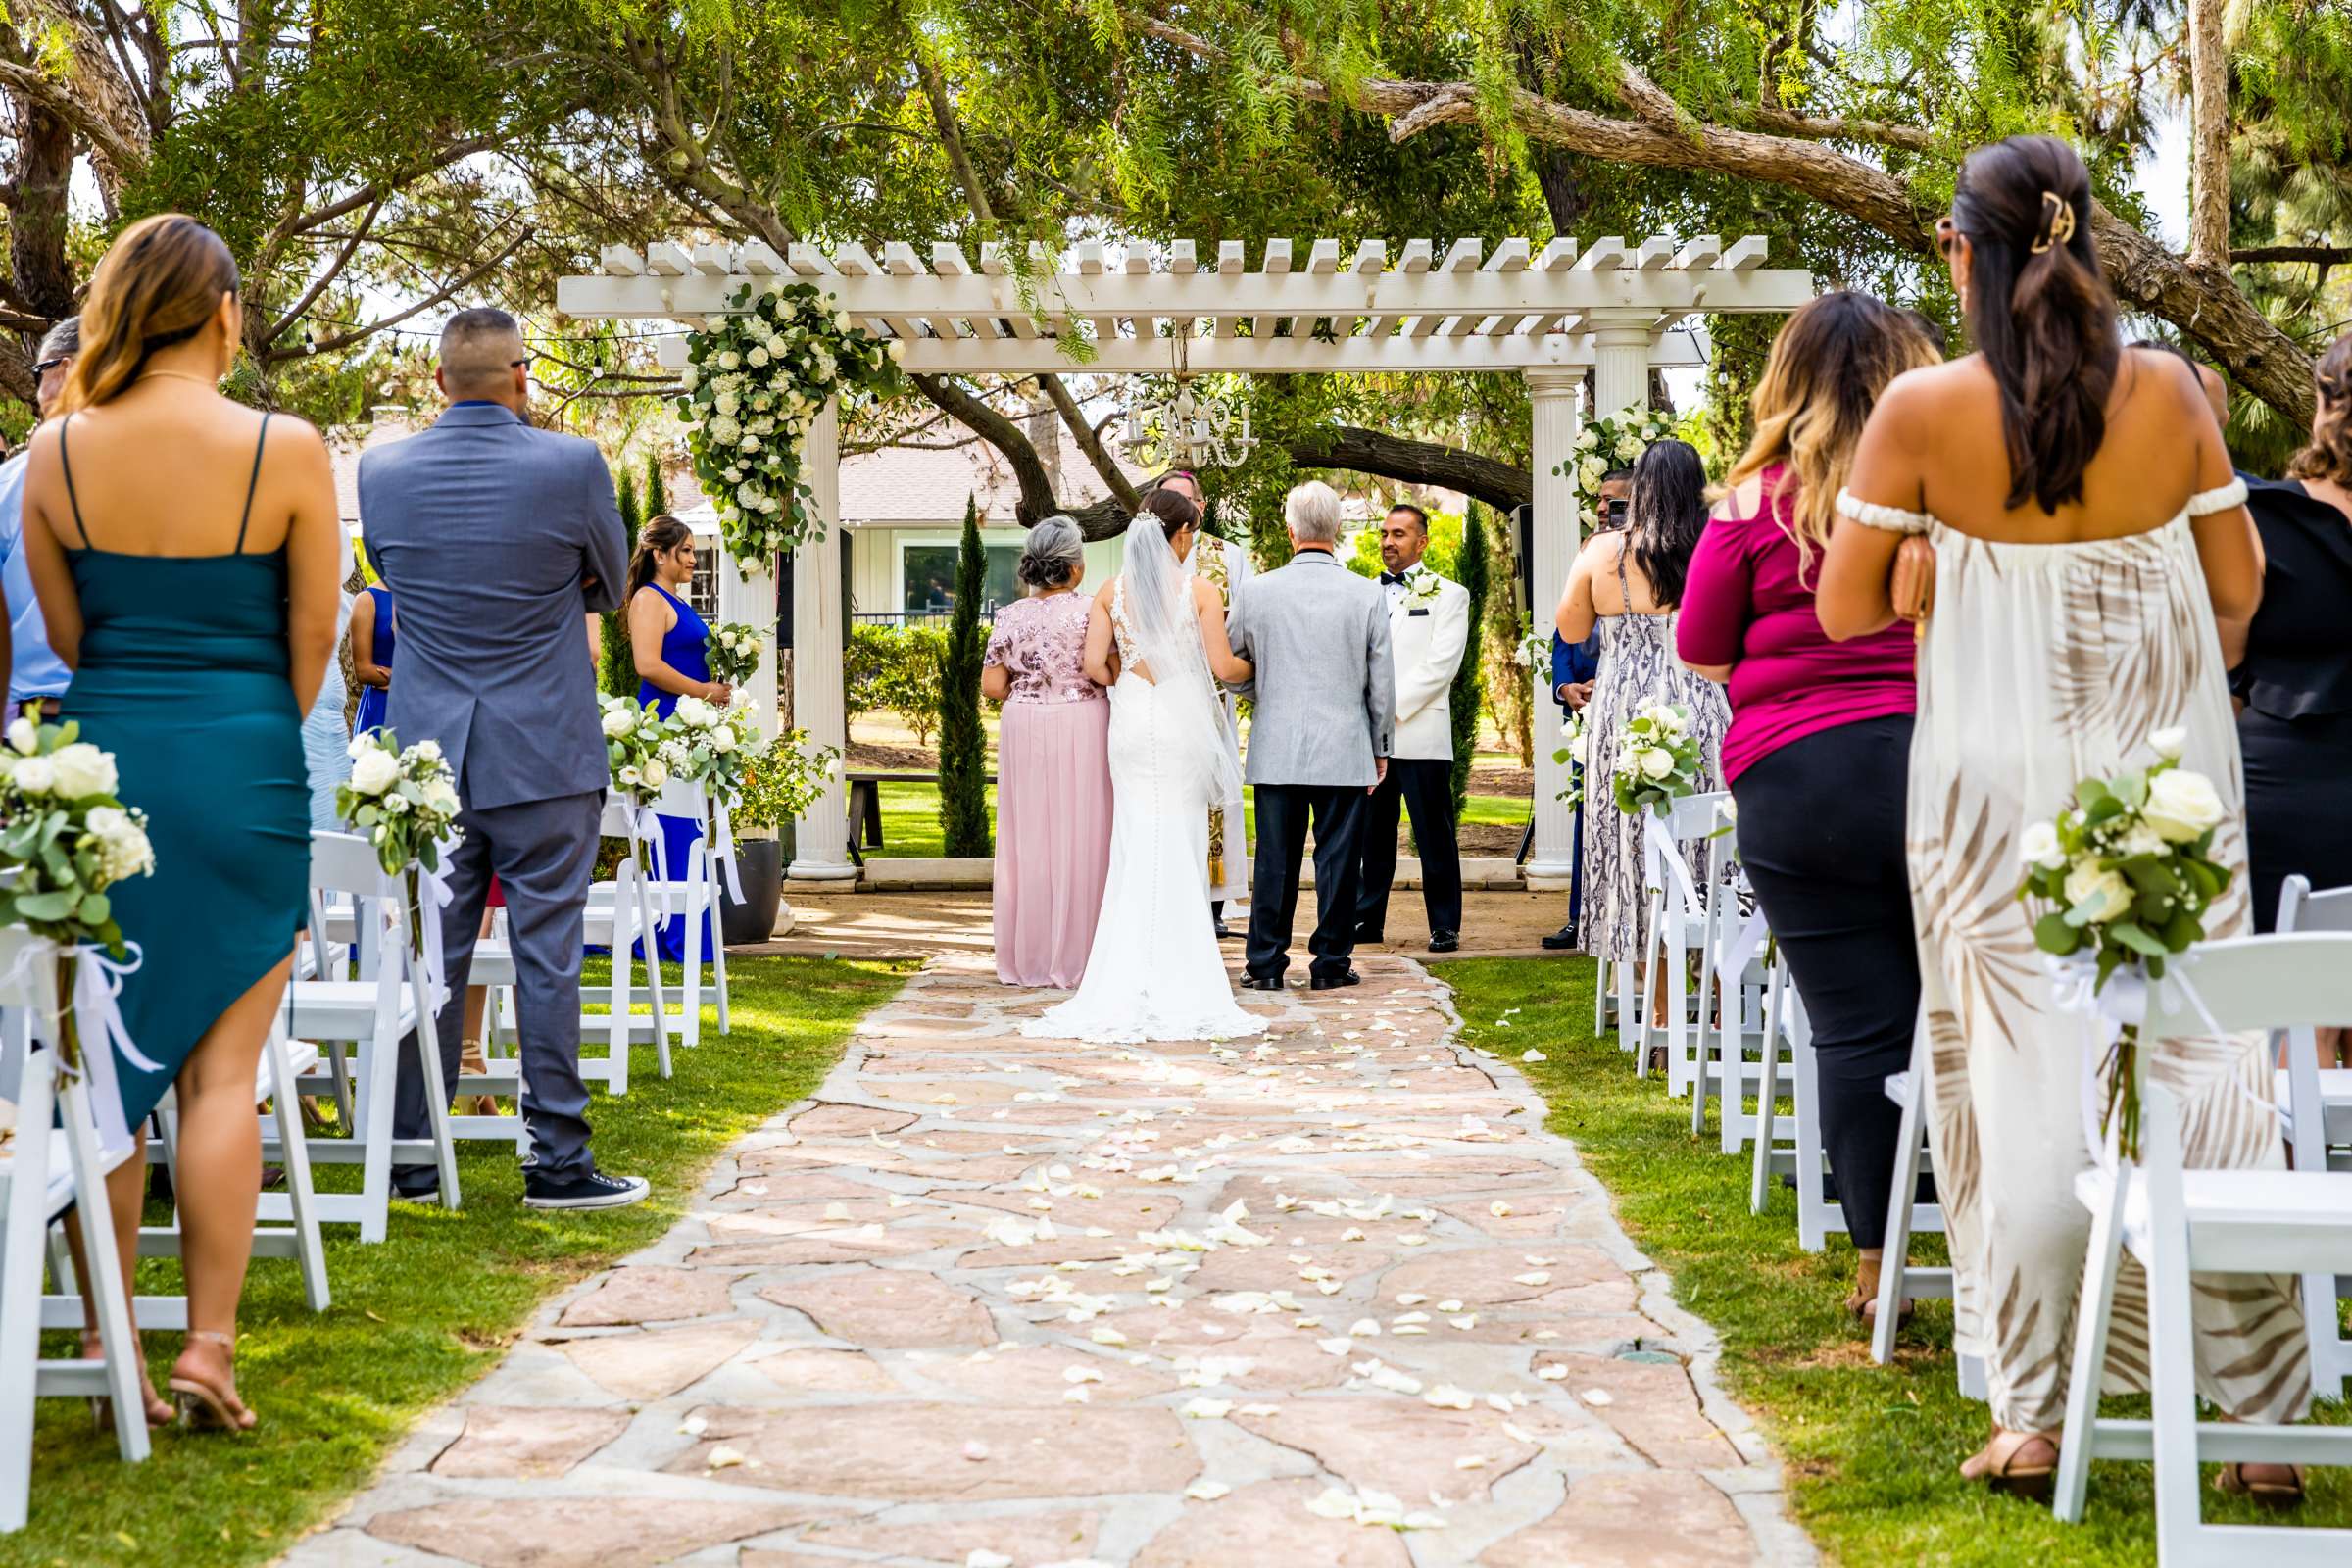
900, 540, 1019, 619
686, 534, 721, 619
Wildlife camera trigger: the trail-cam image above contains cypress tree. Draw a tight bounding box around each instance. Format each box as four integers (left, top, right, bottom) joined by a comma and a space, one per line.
601, 463, 643, 696
644, 448, 668, 517
939, 494, 992, 857
1448, 505, 1490, 821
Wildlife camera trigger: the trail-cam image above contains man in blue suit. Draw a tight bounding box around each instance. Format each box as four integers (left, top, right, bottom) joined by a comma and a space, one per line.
1540, 469, 1629, 952
361, 307, 644, 1211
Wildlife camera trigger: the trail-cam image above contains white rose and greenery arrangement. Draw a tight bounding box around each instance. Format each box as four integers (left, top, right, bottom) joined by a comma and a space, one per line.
1553, 405, 1677, 526
337, 729, 465, 958
703, 620, 765, 688
601, 694, 674, 807
1610, 703, 1702, 816
2015, 727, 2232, 1158
0, 713, 155, 1074
1551, 710, 1588, 809
678, 281, 903, 566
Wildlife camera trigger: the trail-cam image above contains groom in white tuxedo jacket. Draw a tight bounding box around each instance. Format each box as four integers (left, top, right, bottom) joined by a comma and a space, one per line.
1356, 503, 1469, 952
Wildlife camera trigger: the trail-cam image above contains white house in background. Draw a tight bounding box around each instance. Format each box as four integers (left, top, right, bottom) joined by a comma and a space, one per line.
839, 411, 1145, 625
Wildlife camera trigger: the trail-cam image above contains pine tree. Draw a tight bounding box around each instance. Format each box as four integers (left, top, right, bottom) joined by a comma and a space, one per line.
939, 495, 992, 857
1448, 505, 1490, 822
601, 463, 644, 697
644, 449, 668, 517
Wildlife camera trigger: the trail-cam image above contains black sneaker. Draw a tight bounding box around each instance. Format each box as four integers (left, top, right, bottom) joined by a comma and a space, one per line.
523, 1168, 651, 1210
1540, 922, 1579, 951
392, 1176, 440, 1205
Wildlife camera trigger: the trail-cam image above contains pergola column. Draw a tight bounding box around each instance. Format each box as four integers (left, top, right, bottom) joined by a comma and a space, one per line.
1590, 310, 1656, 420
1523, 368, 1582, 892
789, 398, 857, 881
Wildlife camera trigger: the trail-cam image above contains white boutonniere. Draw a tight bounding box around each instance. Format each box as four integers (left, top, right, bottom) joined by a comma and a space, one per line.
1401, 571, 1443, 610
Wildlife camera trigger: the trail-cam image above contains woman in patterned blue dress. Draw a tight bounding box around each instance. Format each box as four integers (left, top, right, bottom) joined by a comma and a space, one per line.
349, 580, 393, 735
627, 515, 731, 959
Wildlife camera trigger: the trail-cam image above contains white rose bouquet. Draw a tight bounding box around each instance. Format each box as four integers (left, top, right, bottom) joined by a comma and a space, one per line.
602, 695, 675, 807
0, 714, 155, 1071
1609, 702, 1702, 816
703, 619, 764, 688
337, 730, 465, 957
2016, 727, 2231, 1156
665, 693, 760, 808
678, 281, 902, 566
1551, 711, 1588, 809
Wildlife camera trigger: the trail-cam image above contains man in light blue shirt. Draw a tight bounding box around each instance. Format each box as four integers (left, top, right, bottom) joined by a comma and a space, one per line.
0, 318, 79, 712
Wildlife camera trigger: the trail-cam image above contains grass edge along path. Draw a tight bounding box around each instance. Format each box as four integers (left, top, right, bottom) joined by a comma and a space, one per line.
1436, 954, 2351, 1568
5, 954, 911, 1568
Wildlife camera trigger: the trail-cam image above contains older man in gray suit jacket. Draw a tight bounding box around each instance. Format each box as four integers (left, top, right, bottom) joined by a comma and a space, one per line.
360, 307, 646, 1211
1226, 481, 1396, 990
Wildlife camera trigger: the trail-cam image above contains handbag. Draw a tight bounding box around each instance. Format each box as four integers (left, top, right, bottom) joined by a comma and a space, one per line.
1888, 533, 1936, 639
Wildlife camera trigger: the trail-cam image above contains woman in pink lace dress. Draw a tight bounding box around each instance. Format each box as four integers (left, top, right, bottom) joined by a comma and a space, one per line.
984, 516, 1113, 986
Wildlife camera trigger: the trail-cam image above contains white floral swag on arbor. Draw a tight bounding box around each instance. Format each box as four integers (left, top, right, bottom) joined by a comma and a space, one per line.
1552, 404, 1677, 527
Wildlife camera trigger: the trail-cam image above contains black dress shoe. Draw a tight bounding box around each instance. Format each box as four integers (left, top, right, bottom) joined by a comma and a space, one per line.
1211, 920, 1232, 940
1240, 974, 1285, 991
1354, 924, 1384, 944
1428, 930, 1459, 954
1540, 922, 1579, 952
1309, 970, 1362, 991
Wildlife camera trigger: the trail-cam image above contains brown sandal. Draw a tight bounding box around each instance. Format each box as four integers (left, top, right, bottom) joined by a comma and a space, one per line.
2217, 1461, 2306, 1510
82, 1331, 172, 1430
169, 1330, 257, 1433
1844, 1257, 1915, 1325
1959, 1430, 2059, 1498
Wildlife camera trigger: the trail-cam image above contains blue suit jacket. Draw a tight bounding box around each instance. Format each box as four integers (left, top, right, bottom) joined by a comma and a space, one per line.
359, 403, 626, 811
1551, 630, 1598, 713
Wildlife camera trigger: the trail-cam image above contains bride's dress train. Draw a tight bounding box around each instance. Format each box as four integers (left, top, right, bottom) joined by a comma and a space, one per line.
1024, 576, 1265, 1044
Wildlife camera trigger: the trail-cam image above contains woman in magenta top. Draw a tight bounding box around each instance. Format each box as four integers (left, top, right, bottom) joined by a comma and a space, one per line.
1675, 290, 1940, 1324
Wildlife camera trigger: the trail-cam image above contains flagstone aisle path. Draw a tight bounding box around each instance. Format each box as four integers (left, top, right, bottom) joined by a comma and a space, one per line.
281, 956, 1816, 1568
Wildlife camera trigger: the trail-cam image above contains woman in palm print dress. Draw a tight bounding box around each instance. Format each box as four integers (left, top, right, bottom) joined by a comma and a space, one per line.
1822, 135, 2305, 1499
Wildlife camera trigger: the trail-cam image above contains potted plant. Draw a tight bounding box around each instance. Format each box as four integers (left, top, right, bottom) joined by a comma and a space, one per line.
722, 728, 837, 945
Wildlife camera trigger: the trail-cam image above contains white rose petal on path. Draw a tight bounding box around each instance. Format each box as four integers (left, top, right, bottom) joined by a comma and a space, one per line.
1521, 1049, 1546, 1062
1181, 1396, 1233, 1419
1581, 1389, 1616, 1406
967, 1552, 1014, 1568
1512, 1272, 1551, 1287
1184, 1481, 1233, 1502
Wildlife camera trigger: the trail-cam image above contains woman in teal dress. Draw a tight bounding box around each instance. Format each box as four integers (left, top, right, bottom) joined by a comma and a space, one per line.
627, 514, 732, 960
23, 215, 342, 1432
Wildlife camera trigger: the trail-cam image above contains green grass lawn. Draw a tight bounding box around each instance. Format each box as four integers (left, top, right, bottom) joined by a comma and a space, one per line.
1437, 954, 2352, 1567
8, 955, 909, 1568
863, 779, 1528, 859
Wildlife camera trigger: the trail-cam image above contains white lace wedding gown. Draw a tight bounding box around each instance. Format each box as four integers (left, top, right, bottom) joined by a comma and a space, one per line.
1023, 577, 1266, 1044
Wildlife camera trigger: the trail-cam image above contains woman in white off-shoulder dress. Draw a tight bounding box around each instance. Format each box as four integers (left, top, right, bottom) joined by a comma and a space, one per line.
1023, 490, 1266, 1045
1821, 134, 2305, 1498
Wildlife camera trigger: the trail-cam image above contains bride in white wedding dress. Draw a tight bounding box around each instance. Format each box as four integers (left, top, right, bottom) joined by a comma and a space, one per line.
1023, 490, 1268, 1043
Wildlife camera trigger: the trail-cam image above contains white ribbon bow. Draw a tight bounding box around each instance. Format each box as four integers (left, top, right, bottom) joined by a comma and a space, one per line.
2041, 952, 2274, 1166
635, 804, 672, 920
709, 796, 745, 905
69, 943, 157, 1164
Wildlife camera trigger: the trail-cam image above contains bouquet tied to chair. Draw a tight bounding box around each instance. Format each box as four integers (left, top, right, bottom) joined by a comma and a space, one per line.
1610, 702, 1701, 816
2016, 727, 2231, 1160
0, 711, 156, 1084
337, 729, 464, 964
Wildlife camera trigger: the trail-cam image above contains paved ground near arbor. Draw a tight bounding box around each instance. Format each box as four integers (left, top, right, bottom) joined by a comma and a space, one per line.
281, 956, 1814, 1568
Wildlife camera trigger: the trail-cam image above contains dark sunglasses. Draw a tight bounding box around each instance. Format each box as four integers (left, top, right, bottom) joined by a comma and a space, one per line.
32, 357, 69, 376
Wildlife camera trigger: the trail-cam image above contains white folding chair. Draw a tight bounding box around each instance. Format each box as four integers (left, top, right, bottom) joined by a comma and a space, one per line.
649, 778, 730, 1050
1690, 801, 1777, 1148
1749, 955, 1795, 1211
579, 793, 674, 1095
2272, 875, 2352, 1398
117, 1017, 328, 1325
0, 932, 149, 1531
2052, 934, 2352, 1560
278, 832, 460, 1242
448, 909, 529, 1153
1639, 792, 1727, 1094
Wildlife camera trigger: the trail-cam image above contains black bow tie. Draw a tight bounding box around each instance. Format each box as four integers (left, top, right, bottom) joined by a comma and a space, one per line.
1381, 571, 1412, 586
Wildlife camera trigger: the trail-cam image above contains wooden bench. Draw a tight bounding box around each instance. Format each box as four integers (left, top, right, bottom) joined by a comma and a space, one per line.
844, 771, 999, 865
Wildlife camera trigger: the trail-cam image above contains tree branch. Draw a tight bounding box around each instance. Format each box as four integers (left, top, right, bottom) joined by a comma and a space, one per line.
1042, 370, 1140, 510
910, 373, 1064, 523
1285, 426, 1530, 514
264, 197, 381, 345
2232, 244, 2351, 267
265, 225, 533, 362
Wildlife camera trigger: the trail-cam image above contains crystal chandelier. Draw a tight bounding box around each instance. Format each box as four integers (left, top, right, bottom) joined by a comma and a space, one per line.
1122, 375, 1258, 469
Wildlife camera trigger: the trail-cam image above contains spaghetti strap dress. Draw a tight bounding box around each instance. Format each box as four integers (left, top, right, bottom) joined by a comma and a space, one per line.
637, 581, 712, 960
352, 583, 393, 736
58, 414, 309, 1125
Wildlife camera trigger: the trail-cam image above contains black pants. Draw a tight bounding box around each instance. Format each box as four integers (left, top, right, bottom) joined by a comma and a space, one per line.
2242, 706, 2352, 932
1355, 758, 1463, 938
1731, 716, 1919, 1250
1249, 783, 1368, 983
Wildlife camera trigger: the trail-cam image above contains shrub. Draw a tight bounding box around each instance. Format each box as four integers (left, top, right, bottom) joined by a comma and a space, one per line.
939, 497, 991, 856
1449, 505, 1491, 818
848, 622, 949, 749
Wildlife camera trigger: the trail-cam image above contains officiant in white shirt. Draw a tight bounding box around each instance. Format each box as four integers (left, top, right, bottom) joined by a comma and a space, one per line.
1356, 502, 1469, 953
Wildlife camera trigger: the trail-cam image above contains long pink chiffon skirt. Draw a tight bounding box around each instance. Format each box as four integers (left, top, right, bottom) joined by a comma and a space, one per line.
994, 697, 1113, 987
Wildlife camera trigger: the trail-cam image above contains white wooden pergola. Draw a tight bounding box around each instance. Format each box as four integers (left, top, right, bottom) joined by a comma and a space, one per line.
558, 234, 1813, 888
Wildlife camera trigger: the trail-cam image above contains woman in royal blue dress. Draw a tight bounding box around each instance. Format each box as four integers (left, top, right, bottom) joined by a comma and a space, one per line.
348, 578, 393, 735
627, 514, 731, 959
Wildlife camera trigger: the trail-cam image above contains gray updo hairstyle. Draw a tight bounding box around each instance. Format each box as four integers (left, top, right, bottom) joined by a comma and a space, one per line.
1017, 514, 1086, 588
